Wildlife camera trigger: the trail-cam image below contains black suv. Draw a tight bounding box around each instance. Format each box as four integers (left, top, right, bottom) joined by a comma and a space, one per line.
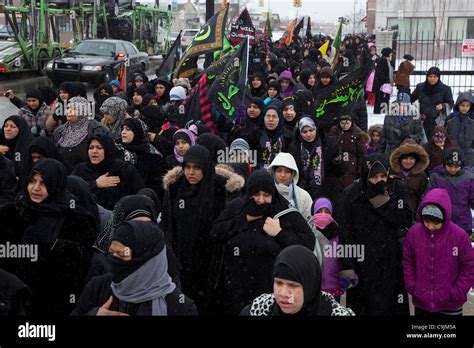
45, 39, 149, 86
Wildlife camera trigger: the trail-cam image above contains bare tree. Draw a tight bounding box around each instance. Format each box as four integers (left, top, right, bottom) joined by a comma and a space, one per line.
432, 0, 447, 64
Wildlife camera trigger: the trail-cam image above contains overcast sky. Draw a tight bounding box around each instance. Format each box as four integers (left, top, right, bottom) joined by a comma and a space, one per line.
175, 0, 362, 23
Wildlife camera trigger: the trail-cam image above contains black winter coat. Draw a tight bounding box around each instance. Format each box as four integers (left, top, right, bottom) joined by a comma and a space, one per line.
411, 81, 454, 137
209, 195, 315, 314
287, 131, 345, 203
339, 177, 413, 315
160, 165, 244, 314
71, 274, 197, 315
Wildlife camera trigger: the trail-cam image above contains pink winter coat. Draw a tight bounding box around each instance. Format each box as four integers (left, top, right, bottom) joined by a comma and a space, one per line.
403, 188, 474, 313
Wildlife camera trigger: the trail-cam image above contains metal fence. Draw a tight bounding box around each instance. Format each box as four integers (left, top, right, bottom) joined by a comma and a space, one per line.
394, 31, 474, 96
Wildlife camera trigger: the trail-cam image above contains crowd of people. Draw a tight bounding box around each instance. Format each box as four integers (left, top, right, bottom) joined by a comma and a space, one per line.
1, 33, 474, 317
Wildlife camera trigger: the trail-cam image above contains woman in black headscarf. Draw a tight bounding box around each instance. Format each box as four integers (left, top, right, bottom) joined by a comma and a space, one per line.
116, 118, 166, 198
94, 83, 114, 120
72, 220, 198, 316
17, 89, 51, 136
53, 96, 109, 169
230, 97, 265, 152
27, 136, 70, 172
71, 133, 145, 210
210, 170, 315, 314
241, 245, 355, 316
13, 159, 96, 316
161, 145, 244, 314
250, 72, 267, 98
258, 105, 294, 169
298, 69, 317, 91
0, 115, 33, 178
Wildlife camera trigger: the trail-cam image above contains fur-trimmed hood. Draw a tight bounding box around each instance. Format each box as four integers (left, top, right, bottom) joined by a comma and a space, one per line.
368, 124, 382, 137
389, 142, 430, 175
162, 164, 245, 192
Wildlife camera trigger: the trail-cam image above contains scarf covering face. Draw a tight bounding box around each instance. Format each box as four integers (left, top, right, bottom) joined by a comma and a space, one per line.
108, 221, 176, 315
272, 245, 331, 316
96, 195, 157, 253
57, 97, 92, 148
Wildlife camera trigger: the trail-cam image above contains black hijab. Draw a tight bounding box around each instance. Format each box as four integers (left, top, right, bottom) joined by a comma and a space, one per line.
87, 133, 119, 175
196, 133, 226, 164
140, 105, 167, 131
0, 115, 33, 177
18, 159, 70, 252
27, 136, 66, 172
96, 195, 158, 254
272, 245, 331, 315
107, 220, 165, 283
424, 67, 442, 96
66, 175, 100, 232
120, 118, 161, 156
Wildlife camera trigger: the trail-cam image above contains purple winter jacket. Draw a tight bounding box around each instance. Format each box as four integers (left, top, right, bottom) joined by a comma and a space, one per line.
427, 166, 474, 233
403, 188, 474, 313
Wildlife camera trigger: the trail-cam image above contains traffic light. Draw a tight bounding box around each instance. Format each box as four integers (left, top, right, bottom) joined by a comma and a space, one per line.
293, 0, 302, 8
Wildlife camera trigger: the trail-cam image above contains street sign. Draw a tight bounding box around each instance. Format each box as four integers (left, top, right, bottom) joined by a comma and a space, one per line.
462, 39, 474, 58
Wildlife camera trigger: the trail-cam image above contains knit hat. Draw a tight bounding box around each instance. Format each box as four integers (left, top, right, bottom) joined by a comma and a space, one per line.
246, 169, 276, 198
318, 66, 334, 78
267, 81, 281, 93
230, 138, 250, 155
169, 86, 187, 101
134, 86, 149, 97
266, 73, 278, 84
381, 47, 393, 58
403, 54, 414, 61
26, 89, 43, 105
299, 117, 316, 132
443, 148, 464, 167
396, 92, 411, 104
134, 75, 144, 82
422, 204, 444, 224
110, 80, 121, 90
248, 97, 265, 111
182, 144, 211, 170
142, 94, 155, 107
427, 67, 441, 78
339, 114, 352, 121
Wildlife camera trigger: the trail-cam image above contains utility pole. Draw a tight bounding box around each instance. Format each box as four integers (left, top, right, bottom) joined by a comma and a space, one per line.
204, 0, 215, 68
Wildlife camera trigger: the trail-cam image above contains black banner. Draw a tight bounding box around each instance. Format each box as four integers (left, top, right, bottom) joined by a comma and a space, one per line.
229, 8, 255, 46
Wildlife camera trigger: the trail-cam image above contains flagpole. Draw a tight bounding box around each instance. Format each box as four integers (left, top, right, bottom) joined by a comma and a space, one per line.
241, 35, 250, 107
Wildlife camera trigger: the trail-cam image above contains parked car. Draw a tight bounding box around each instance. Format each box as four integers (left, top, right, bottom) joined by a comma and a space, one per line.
45, 39, 149, 86
181, 29, 199, 49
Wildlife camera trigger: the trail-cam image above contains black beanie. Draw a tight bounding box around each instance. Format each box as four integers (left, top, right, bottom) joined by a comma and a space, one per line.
443, 148, 464, 167
427, 67, 441, 79
248, 97, 265, 111
182, 144, 211, 171
142, 94, 155, 107
268, 81, 281, 93
381, 47, 393, 58
26, 89, 44, 105
134, 86, 149, 97
246, 170, 276, 198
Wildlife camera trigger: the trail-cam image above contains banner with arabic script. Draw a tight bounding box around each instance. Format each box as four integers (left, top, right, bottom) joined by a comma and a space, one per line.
173, 4, 229, 78
207, 36, 250, 121
313, 62, 374, 126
